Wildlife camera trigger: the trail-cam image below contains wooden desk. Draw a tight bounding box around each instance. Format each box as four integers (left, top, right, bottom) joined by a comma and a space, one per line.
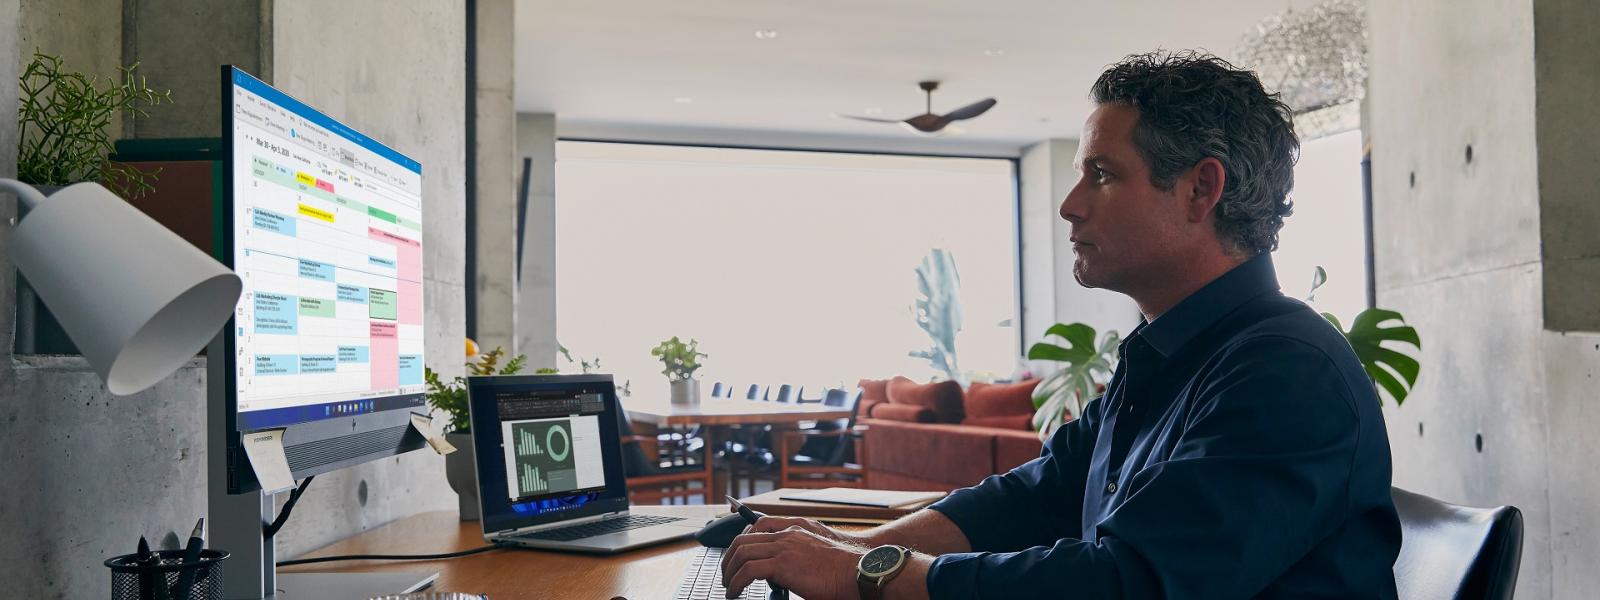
623, 397, 851, 427
283, 505, 859, 599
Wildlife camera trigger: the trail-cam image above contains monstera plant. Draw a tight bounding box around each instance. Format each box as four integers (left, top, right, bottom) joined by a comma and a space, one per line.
1308, 267, 1422, 405
908, 248, 964, 383
1027, 323, 1120, 439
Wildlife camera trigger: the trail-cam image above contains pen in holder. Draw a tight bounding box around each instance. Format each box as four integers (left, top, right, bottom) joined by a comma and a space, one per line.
105, 549, 230, 600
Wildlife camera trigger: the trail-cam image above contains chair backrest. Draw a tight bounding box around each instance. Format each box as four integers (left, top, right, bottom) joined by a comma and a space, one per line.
1392, 486, 1523, 600
821, 387, 850, 407
710, 381, 728, 398
770, 384, 796, 403
745, 384, 767, 401
822, 388, 867, 465
613, 403, 656, 476
795, 386, 823, 404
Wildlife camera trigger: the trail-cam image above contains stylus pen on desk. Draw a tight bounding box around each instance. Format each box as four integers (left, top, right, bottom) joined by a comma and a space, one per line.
727, 496, 789, 599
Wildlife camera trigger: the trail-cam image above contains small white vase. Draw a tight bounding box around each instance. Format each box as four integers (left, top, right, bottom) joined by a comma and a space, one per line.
670, 379, 700, 406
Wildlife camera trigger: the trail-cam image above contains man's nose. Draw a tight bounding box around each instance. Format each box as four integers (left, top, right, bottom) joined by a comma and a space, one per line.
1059, 185, 1087, 224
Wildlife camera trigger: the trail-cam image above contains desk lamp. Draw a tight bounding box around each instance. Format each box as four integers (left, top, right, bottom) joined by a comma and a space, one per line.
2, 179, 242, 395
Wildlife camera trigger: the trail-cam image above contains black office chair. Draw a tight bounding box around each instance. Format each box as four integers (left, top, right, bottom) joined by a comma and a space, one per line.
614, 405, 712, 504
710, 381, 729, 398
1392, 486, 1523, 600
768, 384, 797, 404
744, 384, 767, 401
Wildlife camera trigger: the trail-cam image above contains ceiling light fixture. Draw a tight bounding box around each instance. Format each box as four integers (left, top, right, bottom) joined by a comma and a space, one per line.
754, 29, 778, 40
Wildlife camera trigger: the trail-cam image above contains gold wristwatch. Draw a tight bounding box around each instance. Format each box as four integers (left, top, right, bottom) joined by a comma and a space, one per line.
856, 544, 912, 600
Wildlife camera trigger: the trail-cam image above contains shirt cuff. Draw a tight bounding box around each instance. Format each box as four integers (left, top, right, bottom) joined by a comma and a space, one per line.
926, 552, 984, 600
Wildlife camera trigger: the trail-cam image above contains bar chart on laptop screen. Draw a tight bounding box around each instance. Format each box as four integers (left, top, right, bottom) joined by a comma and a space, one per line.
501, 415, 606, 501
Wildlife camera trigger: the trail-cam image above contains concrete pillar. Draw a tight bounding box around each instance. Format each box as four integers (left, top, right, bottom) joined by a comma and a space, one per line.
515, 113, 558, 369
122, 0, 272, 138
470, 0, 517, 353
1535, 0, 1600, 332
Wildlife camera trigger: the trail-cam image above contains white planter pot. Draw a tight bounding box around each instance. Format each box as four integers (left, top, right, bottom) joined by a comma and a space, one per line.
670, 379, 700, 406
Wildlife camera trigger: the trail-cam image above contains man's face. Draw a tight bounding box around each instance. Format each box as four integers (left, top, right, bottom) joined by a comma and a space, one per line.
1060, 103, 1196, 293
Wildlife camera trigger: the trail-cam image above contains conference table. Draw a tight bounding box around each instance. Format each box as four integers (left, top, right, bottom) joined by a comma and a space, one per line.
282, 504, 852, 599
622, 396, 853, 497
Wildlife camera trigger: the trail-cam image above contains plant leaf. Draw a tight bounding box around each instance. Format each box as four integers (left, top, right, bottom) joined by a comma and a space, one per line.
1337, 308, 1423, 405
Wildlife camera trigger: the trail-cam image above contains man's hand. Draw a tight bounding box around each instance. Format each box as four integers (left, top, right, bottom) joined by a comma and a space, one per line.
744, 515, 871, 545
721, 525, 865, 599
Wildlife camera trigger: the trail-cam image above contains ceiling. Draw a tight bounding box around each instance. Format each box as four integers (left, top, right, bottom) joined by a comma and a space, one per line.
515, 1, 1315, 156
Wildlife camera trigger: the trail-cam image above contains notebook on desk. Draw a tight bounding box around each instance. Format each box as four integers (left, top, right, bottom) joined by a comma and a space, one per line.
740, 488, 947, 523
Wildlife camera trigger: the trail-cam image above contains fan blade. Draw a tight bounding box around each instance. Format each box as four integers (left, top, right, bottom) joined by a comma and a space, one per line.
902, 113, 947, 133
942, 98, 997, 121
834, 113, 903, 124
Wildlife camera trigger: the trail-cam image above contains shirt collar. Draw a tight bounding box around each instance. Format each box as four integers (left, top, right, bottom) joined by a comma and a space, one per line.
1133, 252, 1282, 358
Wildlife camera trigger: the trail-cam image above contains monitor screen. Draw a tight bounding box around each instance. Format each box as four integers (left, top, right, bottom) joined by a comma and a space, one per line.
226, 67, 426, 432
468, 375, 629, 534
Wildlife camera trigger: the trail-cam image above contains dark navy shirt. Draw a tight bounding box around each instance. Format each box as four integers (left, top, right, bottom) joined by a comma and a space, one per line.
926, 254, 1400, 598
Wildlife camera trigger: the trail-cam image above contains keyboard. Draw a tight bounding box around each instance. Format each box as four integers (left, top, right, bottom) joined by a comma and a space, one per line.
676, 546, 772, 600
515, 514, 686, 542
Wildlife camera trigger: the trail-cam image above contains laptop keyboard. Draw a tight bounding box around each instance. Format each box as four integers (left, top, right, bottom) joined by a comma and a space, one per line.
677, 546, 771, 600
516, 514, 686, 542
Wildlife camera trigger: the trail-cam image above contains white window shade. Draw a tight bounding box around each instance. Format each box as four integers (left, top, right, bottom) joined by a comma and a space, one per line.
554, 142, 1018, 394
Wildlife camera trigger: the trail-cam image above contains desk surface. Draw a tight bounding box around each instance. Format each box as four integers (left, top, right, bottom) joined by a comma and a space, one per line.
284, 505, 840, 599
623, 397, 851, 426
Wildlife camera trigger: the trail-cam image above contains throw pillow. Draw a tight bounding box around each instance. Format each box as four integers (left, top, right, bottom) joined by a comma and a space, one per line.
868, 403, 937, 423
886, 377, 965, 423
963, 379, 1040, 420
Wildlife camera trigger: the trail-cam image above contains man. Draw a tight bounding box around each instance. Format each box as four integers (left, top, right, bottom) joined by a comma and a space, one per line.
720, 50, 1401, 599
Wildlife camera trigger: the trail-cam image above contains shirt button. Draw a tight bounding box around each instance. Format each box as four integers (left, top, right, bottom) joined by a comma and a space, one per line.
1106, 482, 1118, 494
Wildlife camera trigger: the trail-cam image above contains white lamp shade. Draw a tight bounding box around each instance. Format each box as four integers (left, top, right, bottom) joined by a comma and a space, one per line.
10, 182, 242, 395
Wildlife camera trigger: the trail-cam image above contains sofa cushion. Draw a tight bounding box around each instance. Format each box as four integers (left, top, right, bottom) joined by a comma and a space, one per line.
859, 418, 997, 489
886, 377, 965, 423
870, 403, 936, 423
858, 378, 891, 403
859, 399, 885, 418
962, 414, 1034, 431
963, 379, 1039, 421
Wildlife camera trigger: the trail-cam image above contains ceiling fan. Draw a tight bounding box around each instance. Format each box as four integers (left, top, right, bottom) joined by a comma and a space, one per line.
838, 81, 997, 135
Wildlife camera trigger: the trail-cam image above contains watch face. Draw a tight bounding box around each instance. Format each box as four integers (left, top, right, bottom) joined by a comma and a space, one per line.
861, 546, 904, 576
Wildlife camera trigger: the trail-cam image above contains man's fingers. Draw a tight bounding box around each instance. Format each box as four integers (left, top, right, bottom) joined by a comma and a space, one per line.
720, 530, 785, 583
720, 539, 785, 587
724, 557, 780, 598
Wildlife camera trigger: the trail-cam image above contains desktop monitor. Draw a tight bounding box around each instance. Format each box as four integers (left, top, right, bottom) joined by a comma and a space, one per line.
219, 65, 428, 494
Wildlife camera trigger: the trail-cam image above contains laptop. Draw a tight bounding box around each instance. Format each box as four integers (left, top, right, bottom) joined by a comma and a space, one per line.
465, 374, 703, 553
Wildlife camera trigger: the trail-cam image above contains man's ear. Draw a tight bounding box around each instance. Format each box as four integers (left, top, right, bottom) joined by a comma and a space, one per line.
1186, 157, 1226, 223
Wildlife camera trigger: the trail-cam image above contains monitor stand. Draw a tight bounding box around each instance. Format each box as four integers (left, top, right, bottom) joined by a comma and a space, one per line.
207, 336, 437, 599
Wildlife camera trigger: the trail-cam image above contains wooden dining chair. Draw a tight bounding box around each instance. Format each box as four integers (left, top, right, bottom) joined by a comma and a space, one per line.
616, 402, 714, 504
778, 387, 868, 489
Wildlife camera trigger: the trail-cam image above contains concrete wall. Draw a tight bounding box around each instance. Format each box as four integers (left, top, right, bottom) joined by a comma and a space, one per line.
123, 0, 272, 138
472, 0, 518, 353
1018, 139, 1138, 348
0, 1, 467, 595
18, 0, 123, 140
515, 112, 559, 368
1366, 0, 1600, 596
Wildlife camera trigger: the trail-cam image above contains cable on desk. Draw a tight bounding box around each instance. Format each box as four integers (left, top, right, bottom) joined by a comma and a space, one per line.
275, 544, 503, 567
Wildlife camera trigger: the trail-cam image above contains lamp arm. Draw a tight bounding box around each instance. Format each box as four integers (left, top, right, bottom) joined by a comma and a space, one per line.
0, 178, 46, 211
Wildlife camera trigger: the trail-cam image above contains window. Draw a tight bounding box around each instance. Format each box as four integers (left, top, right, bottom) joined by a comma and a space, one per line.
555, 142, 1018, 395
1272, 130, 1368, 323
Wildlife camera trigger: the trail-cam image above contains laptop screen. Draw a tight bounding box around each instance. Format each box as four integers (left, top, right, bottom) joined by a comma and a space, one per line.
467, 374, 630, 534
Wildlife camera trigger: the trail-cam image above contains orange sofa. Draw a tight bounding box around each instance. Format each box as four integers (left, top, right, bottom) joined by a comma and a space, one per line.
856, 377, 1055, 492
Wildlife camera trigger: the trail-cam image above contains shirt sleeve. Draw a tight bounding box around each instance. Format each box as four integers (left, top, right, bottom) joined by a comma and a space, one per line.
926, 394, 1103, 553
925, 336, 1364, 599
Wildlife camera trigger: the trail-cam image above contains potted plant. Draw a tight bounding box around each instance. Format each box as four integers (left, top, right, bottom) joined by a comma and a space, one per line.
17, 51, 170, 197
650, 336, 706, 405
908, 248, 964, 383
425, 343, 526, 520
1027, 323, 1120, 439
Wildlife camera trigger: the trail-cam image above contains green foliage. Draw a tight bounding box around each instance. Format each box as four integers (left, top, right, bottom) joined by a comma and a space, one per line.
1308, 267, 1423, 406
1027, 323, 1120, 439
1323, 310, 1421, 406
650, 336, 706, 382
425, 346, 528, 433
16, 51, 171, 196
908, 248, 964, 382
